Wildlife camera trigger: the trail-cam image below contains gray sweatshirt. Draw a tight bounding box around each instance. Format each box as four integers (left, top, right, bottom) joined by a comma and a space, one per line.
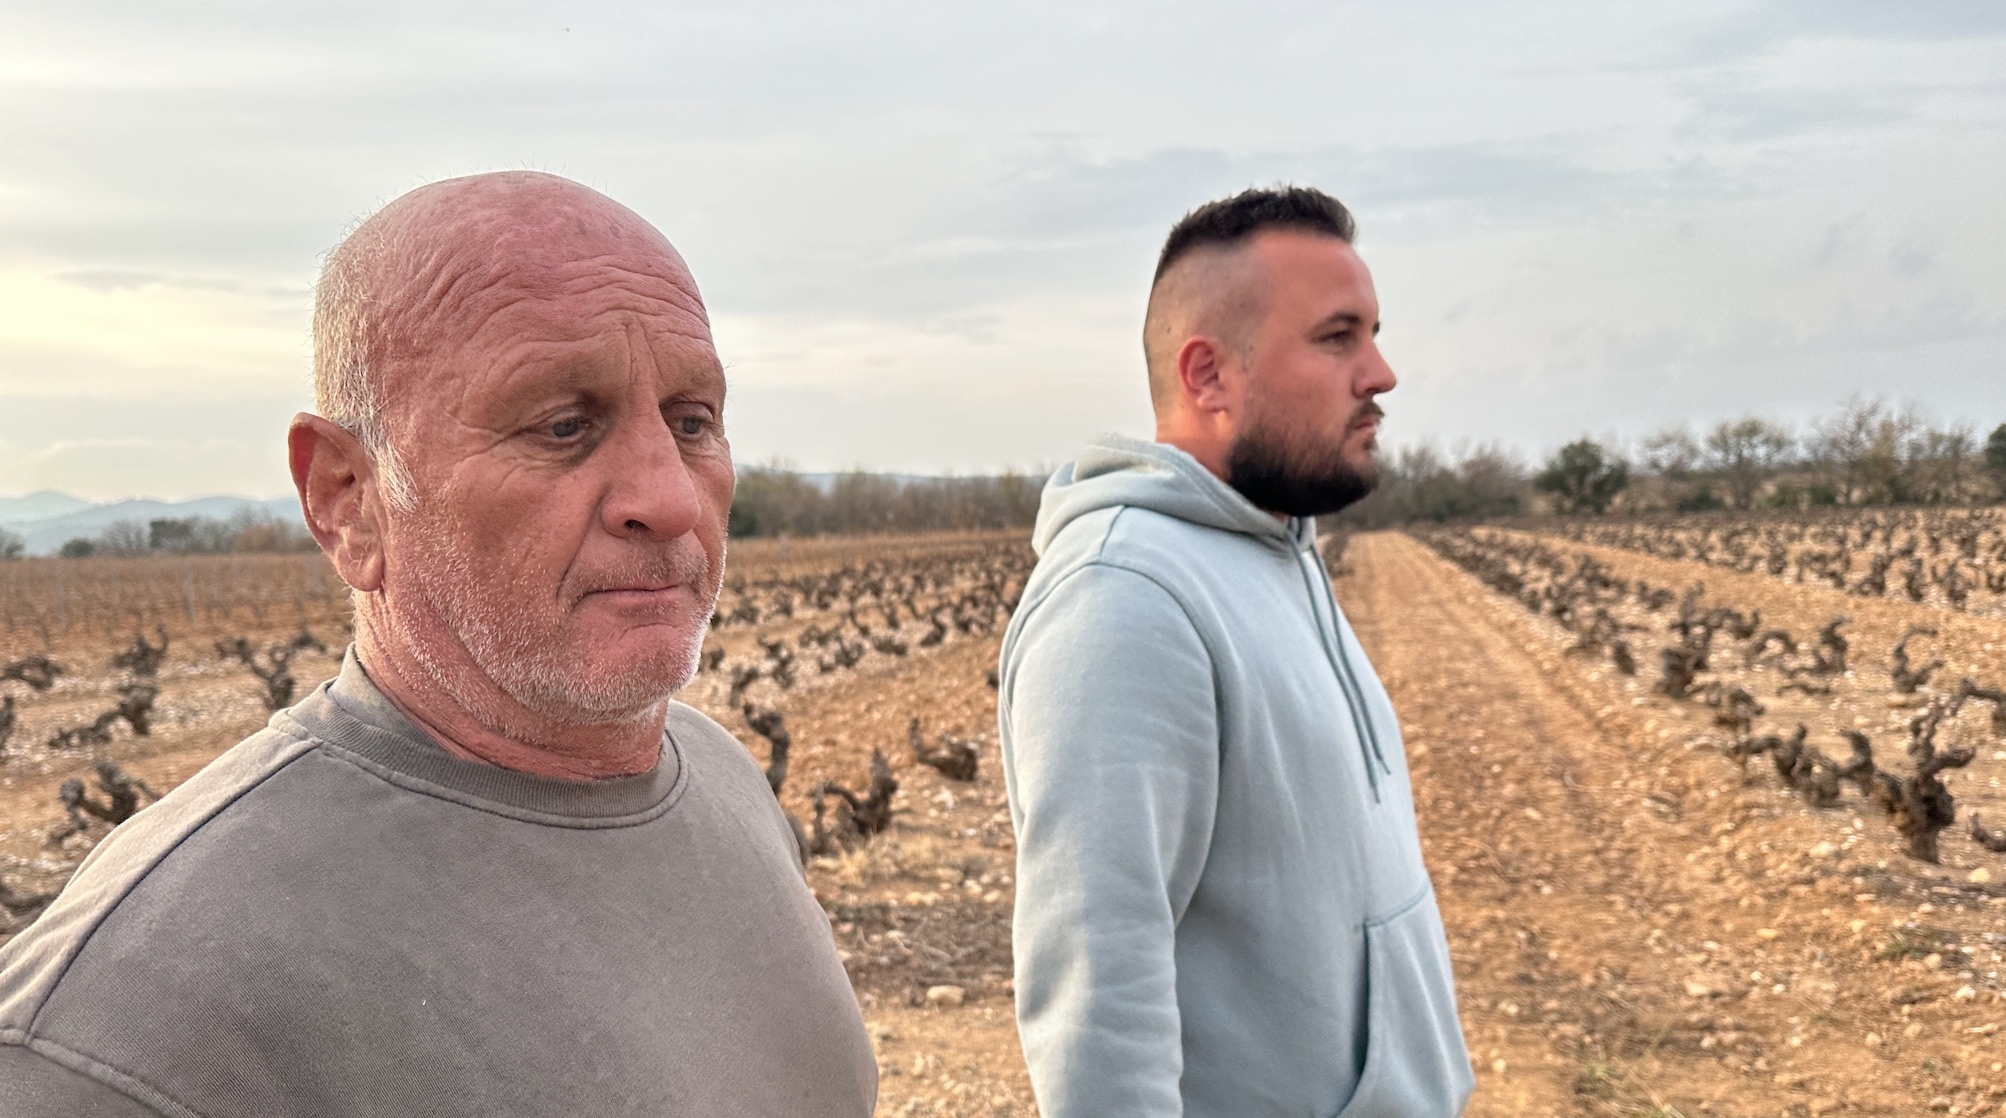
0, 653, 876, 1117
998, 434, 1472, 1118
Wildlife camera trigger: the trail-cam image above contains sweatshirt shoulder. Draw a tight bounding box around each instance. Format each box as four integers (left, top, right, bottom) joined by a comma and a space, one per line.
665, 702, 801, 860
0, 724, 318, 1041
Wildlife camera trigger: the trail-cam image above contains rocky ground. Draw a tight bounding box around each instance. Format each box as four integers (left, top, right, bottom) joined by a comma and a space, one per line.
1351, 530, 2006, 1117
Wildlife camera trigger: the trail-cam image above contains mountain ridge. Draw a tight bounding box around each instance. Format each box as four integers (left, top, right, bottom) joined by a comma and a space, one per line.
0, 492, 304, 556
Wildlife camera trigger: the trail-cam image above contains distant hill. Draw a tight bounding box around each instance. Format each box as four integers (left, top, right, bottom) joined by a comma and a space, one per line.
0, 491, 95, 525
0, 492, 303, 557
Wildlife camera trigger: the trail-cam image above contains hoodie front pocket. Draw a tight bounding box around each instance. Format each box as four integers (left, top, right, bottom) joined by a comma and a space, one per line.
1330, 885, 1474, 1118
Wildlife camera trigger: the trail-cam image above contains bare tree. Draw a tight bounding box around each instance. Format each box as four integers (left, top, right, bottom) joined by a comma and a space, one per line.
1806, 395, 1883, 505
1909, 422, 1978, 505
1857, 402, 1924, 504
1703, 417, 1796, 510
1986, 422, 2006, 497
1639, 425, 1702, 480
96, 519, 152, 557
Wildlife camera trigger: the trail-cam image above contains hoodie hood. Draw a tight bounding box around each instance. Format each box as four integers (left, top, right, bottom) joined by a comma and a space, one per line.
1032, 433, 1315, 556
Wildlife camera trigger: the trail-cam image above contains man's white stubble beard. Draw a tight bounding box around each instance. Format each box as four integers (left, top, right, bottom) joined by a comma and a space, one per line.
397, 520, 723, 736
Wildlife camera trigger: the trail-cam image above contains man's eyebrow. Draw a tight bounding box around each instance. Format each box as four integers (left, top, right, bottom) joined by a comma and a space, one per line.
1313, 310, 1382, 335
661, 355, 728, 403
494, 360, 605, 406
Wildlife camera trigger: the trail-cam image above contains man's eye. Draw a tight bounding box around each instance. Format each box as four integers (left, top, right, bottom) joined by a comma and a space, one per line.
549, 417, 586, 439
674, 415, 711, 437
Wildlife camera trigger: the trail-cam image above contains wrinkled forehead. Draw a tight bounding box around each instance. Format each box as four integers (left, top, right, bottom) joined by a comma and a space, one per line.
418, 252, 713, 368
346, 175, 702, 367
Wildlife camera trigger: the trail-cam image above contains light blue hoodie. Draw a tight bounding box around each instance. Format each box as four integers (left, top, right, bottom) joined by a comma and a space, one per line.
998, 434, 1472, 1118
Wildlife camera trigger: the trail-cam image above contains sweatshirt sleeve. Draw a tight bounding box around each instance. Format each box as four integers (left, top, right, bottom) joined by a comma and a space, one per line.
0, 1045, 167, 1117
1001, 562, 1218, 1118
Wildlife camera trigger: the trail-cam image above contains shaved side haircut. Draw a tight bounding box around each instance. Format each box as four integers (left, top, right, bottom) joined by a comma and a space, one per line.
1152, 185, 1355, 284
1142, 185, 1358, 408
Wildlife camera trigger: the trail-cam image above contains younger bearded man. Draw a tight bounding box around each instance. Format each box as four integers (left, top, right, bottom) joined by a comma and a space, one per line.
999, 186, 1472, 1117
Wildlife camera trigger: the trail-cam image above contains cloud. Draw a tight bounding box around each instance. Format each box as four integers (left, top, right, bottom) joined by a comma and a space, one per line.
1, 0, 2003, 497
1888, 243, 1936, 277
1813, 214, 1867, 267
0, 433, 297, 502
53, 269, 260, 294
982, 140, 1613, 243
1690, 0, 2006, 60
1675, 79, 1918, 142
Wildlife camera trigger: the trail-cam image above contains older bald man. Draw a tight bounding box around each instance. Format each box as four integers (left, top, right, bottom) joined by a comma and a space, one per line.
0, 173, 877, 1117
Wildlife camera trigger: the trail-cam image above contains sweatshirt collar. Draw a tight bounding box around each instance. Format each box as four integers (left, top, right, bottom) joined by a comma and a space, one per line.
276, 648, 686, 825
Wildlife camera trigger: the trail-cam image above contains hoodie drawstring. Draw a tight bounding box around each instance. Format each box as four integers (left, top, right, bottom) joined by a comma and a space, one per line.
1295, 543, 1392, 803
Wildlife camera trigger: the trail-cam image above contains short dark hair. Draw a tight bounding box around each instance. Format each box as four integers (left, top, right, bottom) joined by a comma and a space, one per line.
1152, 186, 1356, 284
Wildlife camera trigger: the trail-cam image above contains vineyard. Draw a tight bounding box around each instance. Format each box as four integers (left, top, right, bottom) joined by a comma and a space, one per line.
1372, 511, 2006, 1117
1545, 508, 2006, 617
0, 553, 350, 652
6, 516, 2006, 1115
1416, 524, 2006, 866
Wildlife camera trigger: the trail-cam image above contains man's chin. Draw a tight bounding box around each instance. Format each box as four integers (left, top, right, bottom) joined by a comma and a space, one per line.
487, 635, 697, 727
596, 629, 705, 697
543, 676, 683, 726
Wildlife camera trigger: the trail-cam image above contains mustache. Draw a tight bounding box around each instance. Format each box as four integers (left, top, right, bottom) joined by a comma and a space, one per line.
573, 539, 714, 597
1349, 401, 1385, 431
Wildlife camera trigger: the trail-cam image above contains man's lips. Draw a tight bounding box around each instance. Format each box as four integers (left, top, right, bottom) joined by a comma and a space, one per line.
584, 584, 689, 605
572, 543, 712, 609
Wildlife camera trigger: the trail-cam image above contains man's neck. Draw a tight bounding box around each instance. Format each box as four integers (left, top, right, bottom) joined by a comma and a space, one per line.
1154, 421, 1228, 482
1153, 424, 1290, 524
355, 625, 666, 782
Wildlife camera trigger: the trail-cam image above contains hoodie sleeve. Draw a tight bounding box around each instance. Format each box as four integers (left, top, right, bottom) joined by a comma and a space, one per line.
1001, 561, 1218, 1118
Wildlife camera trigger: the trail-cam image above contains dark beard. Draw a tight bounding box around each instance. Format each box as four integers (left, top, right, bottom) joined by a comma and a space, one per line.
1226, 425, 1378, 518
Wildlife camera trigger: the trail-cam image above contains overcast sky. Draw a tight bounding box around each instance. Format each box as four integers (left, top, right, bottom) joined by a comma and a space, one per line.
2, 0, 2002, 500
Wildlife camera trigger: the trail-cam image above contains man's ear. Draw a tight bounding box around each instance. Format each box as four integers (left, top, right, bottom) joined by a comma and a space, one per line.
1176, 336, 1236, 417
288, 414, 387, 593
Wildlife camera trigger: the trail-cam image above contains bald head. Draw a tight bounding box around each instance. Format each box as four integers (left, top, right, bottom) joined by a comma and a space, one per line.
313, 172, 704, 506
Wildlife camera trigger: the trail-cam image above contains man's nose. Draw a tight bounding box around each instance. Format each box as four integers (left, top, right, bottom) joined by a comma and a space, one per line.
601, 419, 701, 541
1358, 340, 1397, 397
